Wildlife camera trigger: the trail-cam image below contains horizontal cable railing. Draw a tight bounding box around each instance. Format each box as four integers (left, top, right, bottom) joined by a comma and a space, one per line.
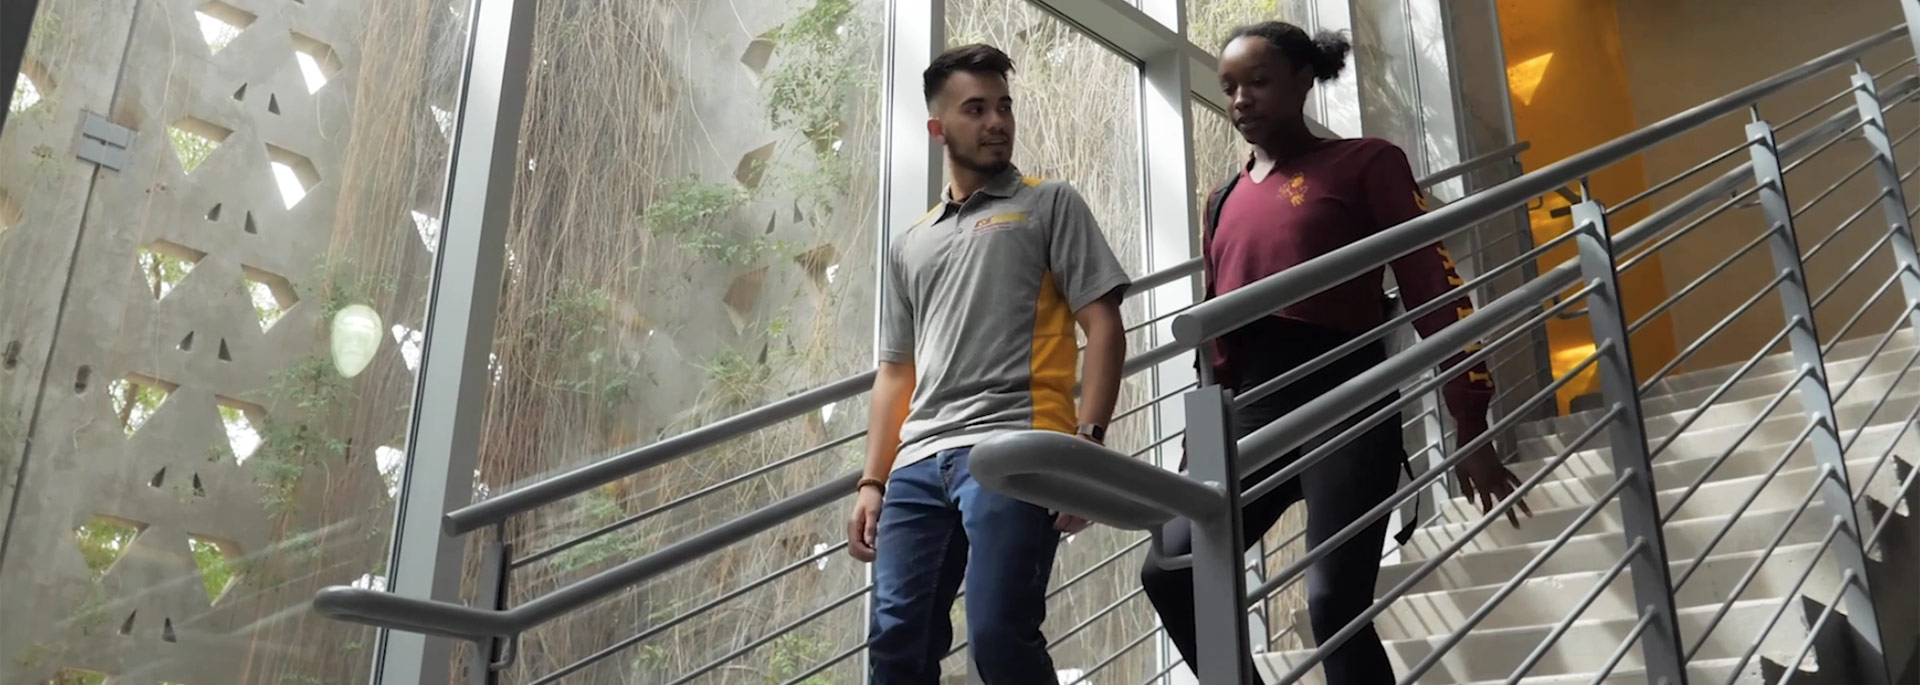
313, 23, 1920, 685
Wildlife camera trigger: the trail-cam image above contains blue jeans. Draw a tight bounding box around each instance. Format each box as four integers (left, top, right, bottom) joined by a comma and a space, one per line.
868, 447, 1061, 684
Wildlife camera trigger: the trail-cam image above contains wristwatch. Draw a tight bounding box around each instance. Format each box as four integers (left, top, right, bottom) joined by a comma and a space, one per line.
1075, 424, 1107, 443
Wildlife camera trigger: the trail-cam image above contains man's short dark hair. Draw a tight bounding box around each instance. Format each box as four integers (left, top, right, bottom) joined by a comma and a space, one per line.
923, 44, 1016, 105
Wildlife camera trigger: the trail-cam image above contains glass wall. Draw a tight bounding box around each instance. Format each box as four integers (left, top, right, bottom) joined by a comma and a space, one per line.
0, 0, 1477, 681
0, 0, 472, 682
468, 0, 886, 681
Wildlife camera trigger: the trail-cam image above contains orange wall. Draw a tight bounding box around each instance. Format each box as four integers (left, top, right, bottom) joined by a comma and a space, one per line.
1497, 0, 1678, 412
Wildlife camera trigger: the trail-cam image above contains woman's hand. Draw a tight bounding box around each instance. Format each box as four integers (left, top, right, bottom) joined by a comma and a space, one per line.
1454, 442, 1532, 528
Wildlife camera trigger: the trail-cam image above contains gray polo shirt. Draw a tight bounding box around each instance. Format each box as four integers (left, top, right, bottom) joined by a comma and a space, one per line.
880, 168, 1132, 471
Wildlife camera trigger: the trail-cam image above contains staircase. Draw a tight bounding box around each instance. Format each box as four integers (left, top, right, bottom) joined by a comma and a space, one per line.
1258, 331, 1920, 684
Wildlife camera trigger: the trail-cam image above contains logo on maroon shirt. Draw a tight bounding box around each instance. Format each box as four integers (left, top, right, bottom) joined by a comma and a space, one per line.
1279, 173, 1309, 206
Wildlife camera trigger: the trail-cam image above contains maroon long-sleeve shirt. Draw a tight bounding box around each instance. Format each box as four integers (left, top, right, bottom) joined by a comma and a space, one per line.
1202, 137, 1494, 435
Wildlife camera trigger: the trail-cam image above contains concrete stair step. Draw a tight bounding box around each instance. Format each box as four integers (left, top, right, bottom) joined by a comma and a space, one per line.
1293, 542, 1848, 643
1520, 342, 1920, 441
1380, 505, 1829, 596
1503, 422, 1917, 491
1516, 388, 1920, 463
1255, 600, 1807, 684
1642, 329, 1916, 397
1404, 457, 1898, 562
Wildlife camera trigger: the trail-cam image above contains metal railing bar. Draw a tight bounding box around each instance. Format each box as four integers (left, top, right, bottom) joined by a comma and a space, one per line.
1672, 422, 1822, 592
1661, 367, 1814, 522
1771, 570, 1858, 685
1234, 226, 1584, 410
1777, 80, 1869, 132
1841, 339, 1920, 455
1422, 141, 1537, 189
526, 539, 855, 683
446, 372, 874, 535
1053, 536, 1153, 600
1692, 519, 1844, 665
1140, 657, 1185, 685
1832, 301, 1919, 402
1863, 458, 1920, 550
1274, 462, 1634, 685
1243, 285, 1597, 501
1810, 230, 1896, 309
1172, 26, 1910, 350
1821, 272, 1910, 356
1068, 625, 1160, 685
1781, 117, 1870, 175
1492, 540, 1645, 685
659, 587, 867, 685
1874, 54, 1918, 81
1617, 183, 1758, 274
776, 641, 865, 685
1608, 79, 1907, 269
1253, 499, 1452, 610
1125, 301, 1193, 336
1896, 119, 1920, 148
1047, 586, 1148, 648
1132, 256, 1202, 293
1644, 322, 1800, 460
1791, 155, 1876, 217
516, 429, 867, 569
1114, 382, 1197, 424
1611, 142, 1749, 215
1852, 381, 1920, 506
1638, 273, 1791, 394
1395, 409, 1631, 685
1628, 226, 1775, 334
1678, 466, 1831, 653
946, 585, 1147, 661
1585, 612, 1655, 685
1801, 189, 1890, 263
1246, 383, 1613, 608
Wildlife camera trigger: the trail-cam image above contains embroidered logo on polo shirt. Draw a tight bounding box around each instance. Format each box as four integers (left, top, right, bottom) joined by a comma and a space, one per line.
1280, 173, 1310, 206
973, 211, 1028, 233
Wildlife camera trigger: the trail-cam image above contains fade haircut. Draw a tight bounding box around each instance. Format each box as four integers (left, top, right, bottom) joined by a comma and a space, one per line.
923, 43, 1016, 106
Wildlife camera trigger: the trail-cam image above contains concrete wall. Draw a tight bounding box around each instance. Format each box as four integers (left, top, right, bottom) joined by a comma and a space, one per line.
1614, 0, 1920, 373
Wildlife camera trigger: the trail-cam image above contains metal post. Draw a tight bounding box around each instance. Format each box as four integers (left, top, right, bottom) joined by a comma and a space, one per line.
1569, 200, 1691, 685
1852, 67, 1920, 336
1181, 385, 1251, 685
468, 538, 512, 685
873, 2, 940, 684
373, 0, 536, 681
1744, 117, 1893, 684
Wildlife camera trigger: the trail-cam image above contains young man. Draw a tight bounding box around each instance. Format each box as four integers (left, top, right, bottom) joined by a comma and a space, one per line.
844, 43, 1132, 684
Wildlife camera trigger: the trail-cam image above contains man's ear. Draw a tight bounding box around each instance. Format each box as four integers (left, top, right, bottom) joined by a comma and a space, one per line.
926, 116, 944, 141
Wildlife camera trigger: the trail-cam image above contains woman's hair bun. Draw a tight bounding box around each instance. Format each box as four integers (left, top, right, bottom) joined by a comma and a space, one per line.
1224, 22, 1351, 83
1309, 30, 1351, 82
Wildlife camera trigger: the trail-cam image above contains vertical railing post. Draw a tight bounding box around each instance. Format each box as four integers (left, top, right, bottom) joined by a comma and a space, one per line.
1852, 66, 1920, 336
1569, 200, 1690, 684
1181, 384, 1251, 685
1745, 115, 1893, 685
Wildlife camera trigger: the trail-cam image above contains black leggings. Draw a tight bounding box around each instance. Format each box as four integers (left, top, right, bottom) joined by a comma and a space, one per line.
1140, 318, 1404, 685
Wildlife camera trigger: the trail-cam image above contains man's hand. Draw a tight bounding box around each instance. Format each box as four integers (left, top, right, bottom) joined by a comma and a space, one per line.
847, 485, 883, 562
1455, 442, 1532, 528
1052, 510, 1092, 534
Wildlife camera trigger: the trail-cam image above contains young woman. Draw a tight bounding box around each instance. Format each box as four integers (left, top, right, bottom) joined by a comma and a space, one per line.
1138, 22, 1528, 684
